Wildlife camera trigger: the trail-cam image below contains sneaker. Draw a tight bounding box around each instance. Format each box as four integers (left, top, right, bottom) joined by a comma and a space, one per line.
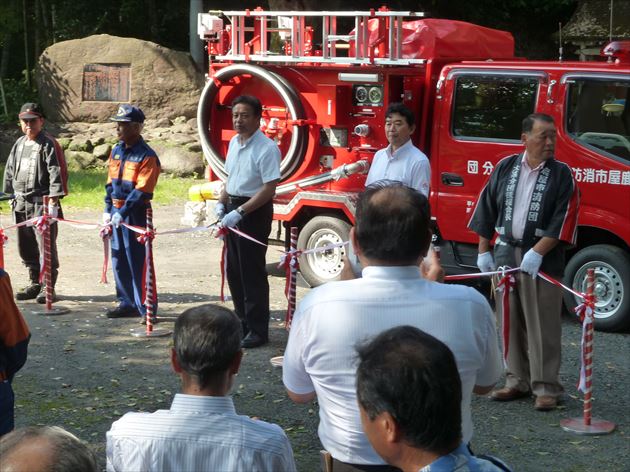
16, 283, 42, 301
36, 288, 59, 304
106, 306, 140, 318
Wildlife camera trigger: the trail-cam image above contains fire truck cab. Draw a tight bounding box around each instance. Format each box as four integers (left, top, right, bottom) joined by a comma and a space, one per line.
194, 9, 630, 331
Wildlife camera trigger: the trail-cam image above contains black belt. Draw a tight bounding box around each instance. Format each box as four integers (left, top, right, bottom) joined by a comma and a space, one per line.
500, 236, 525, 247
228, 195, 250, 206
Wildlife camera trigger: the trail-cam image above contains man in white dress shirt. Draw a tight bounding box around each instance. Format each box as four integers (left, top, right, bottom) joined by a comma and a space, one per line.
106, 304, 296, 472
365, 103, 431, 196
283, 182, 502, 471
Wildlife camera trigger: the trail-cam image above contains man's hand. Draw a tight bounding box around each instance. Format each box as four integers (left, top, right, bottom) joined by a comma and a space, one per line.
420, 248, 445, 282
111, 212, 123, 228
221, 210, 242, 228
520, 248, 543, 279
214, 202, 226, 219
47, 202, 58, 218
477, 251, 496, 273
102, 213, 112, 225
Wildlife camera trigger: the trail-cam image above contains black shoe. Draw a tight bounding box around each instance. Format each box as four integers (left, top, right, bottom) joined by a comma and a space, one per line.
139, 315, 158, 325
106, 306, 140, 318
16, 283, 41, 301
36, 287, 58, 304
241, 332, 268, 349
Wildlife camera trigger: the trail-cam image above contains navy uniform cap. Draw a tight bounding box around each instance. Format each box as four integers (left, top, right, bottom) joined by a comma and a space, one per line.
110, 104, 145, 123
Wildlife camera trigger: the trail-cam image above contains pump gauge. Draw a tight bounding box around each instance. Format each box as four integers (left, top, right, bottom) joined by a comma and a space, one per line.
368, 86, 383, 105
355, 86, 368, 103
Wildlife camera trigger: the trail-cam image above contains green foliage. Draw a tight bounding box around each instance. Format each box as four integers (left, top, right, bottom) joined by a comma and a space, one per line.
0, 77, 37, 123
62, 169, 201, 210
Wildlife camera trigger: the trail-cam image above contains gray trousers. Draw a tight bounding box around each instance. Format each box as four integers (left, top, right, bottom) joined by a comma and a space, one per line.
495, 249, 563, 397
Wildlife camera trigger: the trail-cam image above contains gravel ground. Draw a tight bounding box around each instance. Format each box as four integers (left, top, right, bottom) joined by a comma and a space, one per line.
2, 203, 628, 471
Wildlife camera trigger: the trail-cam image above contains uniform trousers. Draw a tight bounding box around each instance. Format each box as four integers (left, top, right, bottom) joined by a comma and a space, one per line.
226, 199, 272, 340
496, 247, 564, 397
111, 205, 157, 316
15, 206, 61, 285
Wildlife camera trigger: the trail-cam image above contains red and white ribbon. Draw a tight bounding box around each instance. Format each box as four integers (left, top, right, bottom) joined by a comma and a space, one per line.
0, 228, 7, 269
99, 225, 112, 284
495, 268, 516, 366
34, 215, 51, 284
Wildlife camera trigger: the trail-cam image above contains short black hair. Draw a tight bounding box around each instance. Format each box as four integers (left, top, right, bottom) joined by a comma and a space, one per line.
385, 103, 415, 127
354, 181, 431, 264
173, 304, 242, 389
0, 426, 97, 472
356, 326, 462, 456
522, 113, 554, 133
232, 95, 263, 118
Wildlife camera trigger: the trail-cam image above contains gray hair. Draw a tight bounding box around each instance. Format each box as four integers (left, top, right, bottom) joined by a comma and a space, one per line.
0, 426, 97, 472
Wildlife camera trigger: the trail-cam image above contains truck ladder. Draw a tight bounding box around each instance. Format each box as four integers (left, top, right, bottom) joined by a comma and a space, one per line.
198, 9, 426, 66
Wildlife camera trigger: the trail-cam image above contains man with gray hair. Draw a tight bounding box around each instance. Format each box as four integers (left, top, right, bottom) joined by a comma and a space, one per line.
0, 425, 97, 472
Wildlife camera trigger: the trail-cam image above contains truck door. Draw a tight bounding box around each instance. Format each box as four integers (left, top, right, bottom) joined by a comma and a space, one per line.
431, 70, 544, 253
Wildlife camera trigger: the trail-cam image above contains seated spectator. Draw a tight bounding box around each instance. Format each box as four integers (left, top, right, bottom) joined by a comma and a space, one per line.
356, 326, 510, 472
0, 268, 30, 436
106, 304, 296, 472
0, 425, 97, 472
283, 182, 501, 470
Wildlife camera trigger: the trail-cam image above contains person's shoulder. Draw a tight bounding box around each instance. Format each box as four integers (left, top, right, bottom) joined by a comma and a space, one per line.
138, 139, 158, 157
427, 281, 491, 310
297, 279, 358, 310
238, 415, 291, 444
549, 158, 574, 177
408, 143, 429, 162
108, 409, 166, 433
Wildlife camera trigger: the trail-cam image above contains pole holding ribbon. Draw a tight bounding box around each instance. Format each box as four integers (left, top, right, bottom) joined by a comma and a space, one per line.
0, 228, 7, 270
495, 268, 515, 366
283, 227, 299, 330
33, 196, 69, 316
130, 206, 170, 338
560, 268, 615, 435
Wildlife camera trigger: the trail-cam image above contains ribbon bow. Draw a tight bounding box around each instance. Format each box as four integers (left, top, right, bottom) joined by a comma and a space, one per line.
0, 228, 7, 269
137, 230, 155, 245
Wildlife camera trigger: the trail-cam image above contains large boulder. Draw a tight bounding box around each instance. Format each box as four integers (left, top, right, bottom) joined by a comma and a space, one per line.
36, 34, 204, 123
151, 143, 204, 177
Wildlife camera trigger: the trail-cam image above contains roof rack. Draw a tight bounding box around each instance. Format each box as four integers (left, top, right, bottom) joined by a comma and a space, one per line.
198, 8, 427, 66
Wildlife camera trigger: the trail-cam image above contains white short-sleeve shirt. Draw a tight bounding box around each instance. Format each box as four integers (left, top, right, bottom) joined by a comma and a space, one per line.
365, 139, 431, 196
283, 266, 502, 465
225, 129, 281, 197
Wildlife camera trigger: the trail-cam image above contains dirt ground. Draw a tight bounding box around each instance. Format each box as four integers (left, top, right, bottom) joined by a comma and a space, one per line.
2, 202, 629, 471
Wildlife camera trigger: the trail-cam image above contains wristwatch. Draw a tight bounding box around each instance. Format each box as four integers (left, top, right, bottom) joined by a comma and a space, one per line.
237, 206, 246, 216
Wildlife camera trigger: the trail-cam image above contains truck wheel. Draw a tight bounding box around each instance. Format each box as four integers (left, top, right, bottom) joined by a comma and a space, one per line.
298, 216, 351, 287
563, 244, 630, 332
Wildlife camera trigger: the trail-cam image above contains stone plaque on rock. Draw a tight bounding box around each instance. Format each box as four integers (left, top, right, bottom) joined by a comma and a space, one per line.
82, 64, 131, 102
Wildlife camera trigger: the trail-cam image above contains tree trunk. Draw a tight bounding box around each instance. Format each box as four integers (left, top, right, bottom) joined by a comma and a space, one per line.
0, 34, 13, 79
145, 0, 159, 41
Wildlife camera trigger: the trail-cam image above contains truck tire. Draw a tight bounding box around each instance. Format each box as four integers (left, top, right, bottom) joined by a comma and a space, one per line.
197, 63, 307, 182
563, 244, 630, 332
298, 216, 351, 287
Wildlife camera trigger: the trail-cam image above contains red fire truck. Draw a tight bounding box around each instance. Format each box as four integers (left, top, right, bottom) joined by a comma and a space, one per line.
195, 8, 630, 331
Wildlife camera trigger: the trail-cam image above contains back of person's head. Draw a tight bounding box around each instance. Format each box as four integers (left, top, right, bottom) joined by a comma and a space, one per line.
356, 326, 462, 456
0, 426, 97, 472
174, 304, 242, 389
354, 181, 431, 264
385, 102, 415, 127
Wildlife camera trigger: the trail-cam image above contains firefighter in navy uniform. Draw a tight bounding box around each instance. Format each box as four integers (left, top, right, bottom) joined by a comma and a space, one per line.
103, 105, 161, 324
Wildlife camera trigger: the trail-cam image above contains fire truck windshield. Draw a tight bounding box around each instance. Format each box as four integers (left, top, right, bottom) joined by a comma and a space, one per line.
567, 78, 630, 163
